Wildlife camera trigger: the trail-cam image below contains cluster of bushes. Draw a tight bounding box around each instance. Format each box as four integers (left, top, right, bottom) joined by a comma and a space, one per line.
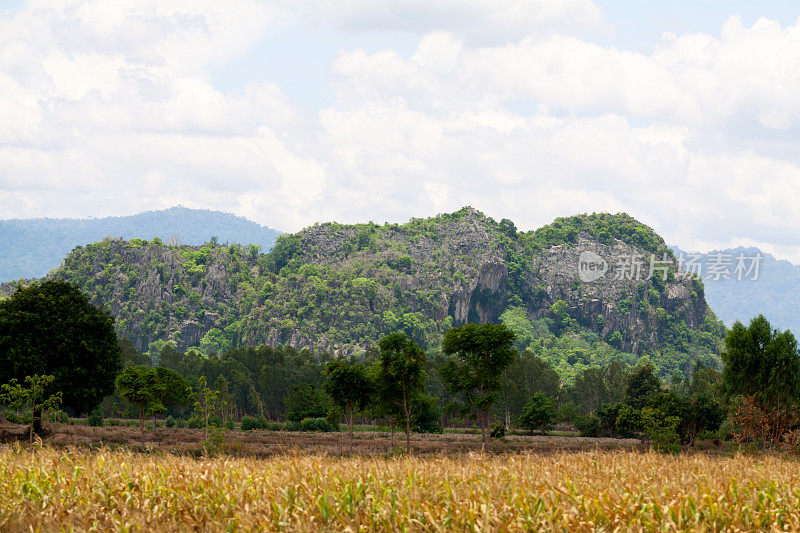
573, 365, 724, 452
239, 415, 339, 432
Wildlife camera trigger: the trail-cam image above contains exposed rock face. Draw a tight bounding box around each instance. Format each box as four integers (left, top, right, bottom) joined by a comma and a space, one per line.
526, 236, 707, 352
0, 208, 717, 357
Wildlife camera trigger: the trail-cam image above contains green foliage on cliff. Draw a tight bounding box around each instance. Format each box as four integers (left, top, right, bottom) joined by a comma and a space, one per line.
2, 207, 724, 381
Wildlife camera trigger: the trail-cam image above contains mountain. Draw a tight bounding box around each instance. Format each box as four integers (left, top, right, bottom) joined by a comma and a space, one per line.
670, 246, 800, 334
1, 208, 724, 381
0, 207, 281, 282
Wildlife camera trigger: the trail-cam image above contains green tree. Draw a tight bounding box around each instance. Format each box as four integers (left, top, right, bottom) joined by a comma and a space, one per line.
377, 332, 426, 453
441, 323, 516, 450
153, 367, 191, 419
119, 338, 151, 367
0, 281, 121, 429
722, 315, 800, 410
519, 393, 556, 434
624, 364, 662, 410
192, 376, 225, 440
500, 351, 560, 427
323, 359, 373, 437
115, 366, 164, 431
2, 375, 63, 441
722, 315, 800, 443
285, 384, 330, 422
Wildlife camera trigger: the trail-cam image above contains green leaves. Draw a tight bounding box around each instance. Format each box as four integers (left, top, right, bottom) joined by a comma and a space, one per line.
722, 314, 800, 409
441, 323, 516, 446
0, 280, 121, 415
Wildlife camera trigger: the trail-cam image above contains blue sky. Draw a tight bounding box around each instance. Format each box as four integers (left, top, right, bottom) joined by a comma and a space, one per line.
210, 1, 800, 107
0, 0, 799, 262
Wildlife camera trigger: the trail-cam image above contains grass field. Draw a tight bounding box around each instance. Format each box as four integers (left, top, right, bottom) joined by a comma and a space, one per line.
2, 444, 800, 531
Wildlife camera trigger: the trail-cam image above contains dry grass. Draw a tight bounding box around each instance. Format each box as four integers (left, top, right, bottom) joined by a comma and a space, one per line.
1, 421, 643, 456
2, 445, 800, 531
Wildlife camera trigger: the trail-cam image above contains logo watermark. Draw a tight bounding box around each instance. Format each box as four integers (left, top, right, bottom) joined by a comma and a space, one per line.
577, 251, 608, 282
575, 251, 762, 282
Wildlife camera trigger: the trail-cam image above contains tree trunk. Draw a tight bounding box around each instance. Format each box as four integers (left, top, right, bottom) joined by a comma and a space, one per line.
32, 406, 43, 442
403, 393, 411, 454
349, 406, 354, 438
480, 409, 488, 453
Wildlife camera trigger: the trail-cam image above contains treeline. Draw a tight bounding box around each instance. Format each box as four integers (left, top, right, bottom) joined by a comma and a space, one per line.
3, 280, 798, 454
102, 323, 727, 452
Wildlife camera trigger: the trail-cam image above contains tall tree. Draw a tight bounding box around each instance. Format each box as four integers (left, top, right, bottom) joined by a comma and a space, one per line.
440, 323, 516, 450
0, 280, 121, 432
722, 315, 800, 441
324, 359, 373, 437
723, 315, 800, 407
377, 332, 426, 453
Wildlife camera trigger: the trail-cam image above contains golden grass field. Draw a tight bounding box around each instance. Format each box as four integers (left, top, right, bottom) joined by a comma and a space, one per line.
2, 445, 800, 531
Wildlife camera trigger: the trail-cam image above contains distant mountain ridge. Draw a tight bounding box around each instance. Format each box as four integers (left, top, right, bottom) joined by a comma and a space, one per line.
670, 245, 800, 335
0, 207, 281, 282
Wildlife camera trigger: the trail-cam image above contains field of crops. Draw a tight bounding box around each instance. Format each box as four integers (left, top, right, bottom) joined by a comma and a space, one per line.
2, 445, 800, 531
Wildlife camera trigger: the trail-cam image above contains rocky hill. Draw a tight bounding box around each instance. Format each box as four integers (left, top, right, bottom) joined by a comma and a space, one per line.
0, 207, 281, 282
1, 208, 724, 379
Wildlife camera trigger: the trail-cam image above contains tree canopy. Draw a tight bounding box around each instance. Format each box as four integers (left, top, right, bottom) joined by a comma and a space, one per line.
377, 332, 426, 453
0, 280, 121, 415
441, 323, 516, 449
722, 314, 800, 410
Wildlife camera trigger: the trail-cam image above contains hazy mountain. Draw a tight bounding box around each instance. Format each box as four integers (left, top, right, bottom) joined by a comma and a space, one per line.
0, 207, 281, 282
670, 246, 800, 334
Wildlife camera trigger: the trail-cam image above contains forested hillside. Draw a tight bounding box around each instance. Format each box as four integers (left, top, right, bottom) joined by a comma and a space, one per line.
0, 207, 281, 282
1, 207, 724, 381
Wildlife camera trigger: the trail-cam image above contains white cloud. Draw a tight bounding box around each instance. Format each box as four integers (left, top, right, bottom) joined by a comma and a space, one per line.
313, 0, 609, 42
0, 2, 798, 263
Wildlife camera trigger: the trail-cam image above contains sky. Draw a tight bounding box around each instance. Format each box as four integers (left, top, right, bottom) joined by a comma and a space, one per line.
0, 1, 799, 262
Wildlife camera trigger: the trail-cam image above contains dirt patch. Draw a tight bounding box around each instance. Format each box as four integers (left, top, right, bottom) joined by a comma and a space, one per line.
0, 421, 644, 456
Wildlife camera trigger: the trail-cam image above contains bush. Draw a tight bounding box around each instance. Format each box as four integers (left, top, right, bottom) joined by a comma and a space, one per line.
490, 424, 506, 439
519, 393, 556, 434
88, 409, 104, 427
641, 407, 681, 453
6, 412, 30, 424
165, 416, 176, 428
241, 415, 270, 431
412, 394, 443, 434
286, 417, 337, 432
615, 404, 643, 438
575, 415, 600, 437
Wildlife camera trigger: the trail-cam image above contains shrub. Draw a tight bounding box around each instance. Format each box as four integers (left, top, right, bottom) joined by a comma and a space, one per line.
241, 415, 270, 431
490, 424, 505, 439
165, 416, 176, 428
286, 417, 337, 432
641, 407, 681, 453
412, 394, 443, 434
575, 415, 600, 437
88, 409, 104, 427
519, 393, 556, 434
